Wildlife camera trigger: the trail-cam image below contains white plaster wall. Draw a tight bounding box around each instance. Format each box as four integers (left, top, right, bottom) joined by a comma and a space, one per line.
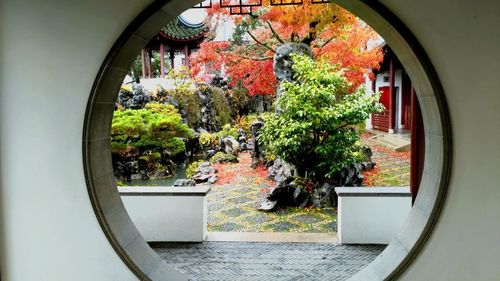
173, 51, 187, 70
379, 1, 500, 280
0, 1, 154, 280
0, 0, 499, 281
364, 74, 374, 129
140, 78, 197, 92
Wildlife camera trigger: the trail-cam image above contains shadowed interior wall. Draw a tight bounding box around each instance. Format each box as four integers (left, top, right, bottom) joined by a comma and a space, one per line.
0, 0, 499, 281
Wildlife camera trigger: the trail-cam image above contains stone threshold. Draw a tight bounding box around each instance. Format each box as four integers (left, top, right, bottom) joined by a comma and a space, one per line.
206, 232, 339, 243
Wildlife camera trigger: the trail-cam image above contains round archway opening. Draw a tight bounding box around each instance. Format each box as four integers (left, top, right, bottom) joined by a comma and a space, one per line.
83, 1, 452, 280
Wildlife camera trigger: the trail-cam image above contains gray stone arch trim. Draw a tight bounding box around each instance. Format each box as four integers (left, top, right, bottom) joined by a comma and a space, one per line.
332, 1, 452, 280
83, 1, 196, 280
83, 1, 452, 280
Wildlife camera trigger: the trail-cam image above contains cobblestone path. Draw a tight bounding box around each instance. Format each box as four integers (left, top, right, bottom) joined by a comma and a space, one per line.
207, 153, 336, 233
362, 134, 411, 187
154, 241, 385, 281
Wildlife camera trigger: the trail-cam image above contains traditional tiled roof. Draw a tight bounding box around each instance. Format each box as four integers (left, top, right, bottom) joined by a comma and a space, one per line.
160, 17, 206, 41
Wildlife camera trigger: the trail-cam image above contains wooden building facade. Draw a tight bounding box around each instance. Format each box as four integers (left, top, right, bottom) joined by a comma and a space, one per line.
140, 17, 207, 79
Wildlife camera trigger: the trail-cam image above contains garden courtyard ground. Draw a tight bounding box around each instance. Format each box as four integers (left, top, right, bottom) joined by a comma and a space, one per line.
132, 132, 407, 279
207, 132, 410, 233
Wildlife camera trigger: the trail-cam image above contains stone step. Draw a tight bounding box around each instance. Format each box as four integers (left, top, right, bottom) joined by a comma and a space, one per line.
369, 132, 411, 152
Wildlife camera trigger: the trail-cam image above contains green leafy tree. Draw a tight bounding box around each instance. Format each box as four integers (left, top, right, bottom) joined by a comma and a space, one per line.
259, 54, 383, 182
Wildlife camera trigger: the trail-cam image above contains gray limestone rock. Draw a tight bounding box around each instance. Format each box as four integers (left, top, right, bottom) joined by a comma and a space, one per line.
257, 199, 278, 212
240, 142, 248, 151
267, 158, 296, 183
273, 43, 313, 83
117, 83, 151, 109
173, 179, 196, 187
273, 43, 313, 113
312, 183, 337, 208
192, 162, 218, 183
250, 120, 265, 168
207, 175, 218, 184
220, 136, 240, 156
264, 179, 311, 208
206, 149, 217, 159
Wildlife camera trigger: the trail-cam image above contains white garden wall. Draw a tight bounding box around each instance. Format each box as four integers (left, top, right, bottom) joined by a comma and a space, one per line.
336, 187, 412, 244
119, 186, 210, 242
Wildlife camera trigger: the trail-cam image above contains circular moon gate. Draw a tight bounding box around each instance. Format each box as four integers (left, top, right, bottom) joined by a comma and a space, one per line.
83, 1, 452, 280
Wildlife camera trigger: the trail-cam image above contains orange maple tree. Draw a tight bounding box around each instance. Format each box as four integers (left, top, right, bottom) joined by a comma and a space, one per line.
190, 1, 383, 96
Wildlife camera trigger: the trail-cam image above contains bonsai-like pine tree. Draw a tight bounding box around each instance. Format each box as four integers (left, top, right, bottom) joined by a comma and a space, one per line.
111, 102, 193, 164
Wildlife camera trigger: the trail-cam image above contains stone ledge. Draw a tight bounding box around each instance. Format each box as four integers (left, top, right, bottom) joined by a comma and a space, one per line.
118, 186, 211, 196
335, 187, 411, 197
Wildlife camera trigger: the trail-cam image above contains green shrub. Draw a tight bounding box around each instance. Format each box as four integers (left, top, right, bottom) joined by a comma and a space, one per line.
186, 160, 205, 178
211, 86, 232, 126
227, 86, 252, 118
235, 114, 258, 135
215, 124, 239, 139
210, 152, 239, 164
236, 113, 273, 135
199, 132, 218, 150
263, 151, 277, 162
161, 88, 201, 128
259, 54, 383, 182
138, 151, 162, 163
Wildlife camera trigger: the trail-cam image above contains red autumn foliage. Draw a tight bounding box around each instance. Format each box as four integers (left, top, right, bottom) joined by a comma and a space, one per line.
190, 2, 383, 96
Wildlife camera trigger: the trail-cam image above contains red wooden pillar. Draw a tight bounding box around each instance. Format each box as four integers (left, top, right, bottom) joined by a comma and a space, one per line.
401, 72, 407, 127
410, 86, 425, 203
160, 43, 165, 78
183, 45, 190, 69
388, 59, 396, 133
170, 49, 175, 70
141, 49, 147, 79
370, 74, 376, 129
147, 50, 153, 79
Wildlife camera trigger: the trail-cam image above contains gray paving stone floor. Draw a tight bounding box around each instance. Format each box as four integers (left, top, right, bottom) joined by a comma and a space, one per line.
152, 241, 385, 281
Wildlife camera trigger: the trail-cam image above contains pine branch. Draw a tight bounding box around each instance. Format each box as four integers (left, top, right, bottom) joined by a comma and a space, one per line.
234, 54, 274, 61
320, 36, 336, 48
315, 36, 336, 58
265, 21, 285, 44
246, 30, 276, 53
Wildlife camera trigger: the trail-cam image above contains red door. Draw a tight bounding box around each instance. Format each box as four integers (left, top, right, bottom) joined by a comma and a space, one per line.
372, 86, 391, 132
